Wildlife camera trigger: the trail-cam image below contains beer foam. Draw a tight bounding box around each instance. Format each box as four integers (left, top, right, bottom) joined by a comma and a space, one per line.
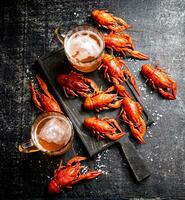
66, 30, 103, 63
38, 118, 71, 146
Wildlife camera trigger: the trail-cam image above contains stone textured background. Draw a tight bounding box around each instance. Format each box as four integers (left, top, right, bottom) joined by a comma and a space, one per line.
0, 0, 185, 199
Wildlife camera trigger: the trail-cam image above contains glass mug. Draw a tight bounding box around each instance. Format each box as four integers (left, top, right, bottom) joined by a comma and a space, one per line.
54, 25, 105, 73
19, 112, 74, 156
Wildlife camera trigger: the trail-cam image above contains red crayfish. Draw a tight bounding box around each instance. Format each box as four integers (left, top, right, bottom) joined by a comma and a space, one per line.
100, 53, 140, 96
57, 71, 98, 97
48, 156, 101, 193
84, 116, 125, 140
141, 64, 177, 100
115, 84, 146, 143
91, 9, 130, 32
104, 32, 149, 60
83, 86, 122, 112
30, 74, 63, 113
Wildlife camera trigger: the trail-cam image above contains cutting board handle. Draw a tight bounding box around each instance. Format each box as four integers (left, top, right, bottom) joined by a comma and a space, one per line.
118, 137, 151, 182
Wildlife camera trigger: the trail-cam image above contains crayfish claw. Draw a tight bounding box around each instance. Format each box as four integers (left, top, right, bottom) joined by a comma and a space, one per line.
67, 156, 88, 166
158, 88, 176, 100
36, 74, 54, 99
29, 82, 43, 111
81, 171, 102, 179
106, 132, 125, 140
130, 50, 149, 60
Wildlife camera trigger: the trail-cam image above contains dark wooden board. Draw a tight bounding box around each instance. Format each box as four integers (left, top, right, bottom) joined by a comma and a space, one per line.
1, 0, 185, 199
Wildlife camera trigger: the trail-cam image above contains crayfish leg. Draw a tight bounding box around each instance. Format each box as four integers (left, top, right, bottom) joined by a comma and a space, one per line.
136, 102, 143, 114
85, 78, 99, 93
77, 91, 88, 98
108, 99, 122, 109
104, 85, 115, 93
107, 119, 125, 134
114, 16, 130, 29
172, 82, 177, 99
120, 109, 130, 124
65, 87, 78, 97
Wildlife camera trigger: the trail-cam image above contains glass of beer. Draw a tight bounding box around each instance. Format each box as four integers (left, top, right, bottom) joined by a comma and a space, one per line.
19, 112, 74, 156
54, 25, 105, 73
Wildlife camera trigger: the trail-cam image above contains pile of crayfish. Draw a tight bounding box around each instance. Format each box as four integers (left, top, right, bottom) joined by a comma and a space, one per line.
30, 9, 177, 145
28, 9, 177, 195
57, 71, 147, 143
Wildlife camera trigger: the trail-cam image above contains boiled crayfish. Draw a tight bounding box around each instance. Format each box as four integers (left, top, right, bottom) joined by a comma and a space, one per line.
141, 64, 177, 100
30, 75, 63, 113
104, 32, 149, 60
91, 9, 130, 32
84, 116, 125, 140
48, 156, 101, 193
100, 53, 140, 96
83, 86, 122, 112
115, 84, 146, 143
57, 71, 98, 97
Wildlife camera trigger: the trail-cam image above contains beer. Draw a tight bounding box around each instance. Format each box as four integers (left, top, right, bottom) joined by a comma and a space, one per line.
18, 112, 74, 156
35, 117, 72, 152
64, 25, 105, 72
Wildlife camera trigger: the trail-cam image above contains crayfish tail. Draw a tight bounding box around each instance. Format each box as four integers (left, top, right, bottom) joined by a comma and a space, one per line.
48, 180, 61, 193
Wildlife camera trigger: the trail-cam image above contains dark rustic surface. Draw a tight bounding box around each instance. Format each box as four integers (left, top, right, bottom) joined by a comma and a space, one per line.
0, 0, 185, 200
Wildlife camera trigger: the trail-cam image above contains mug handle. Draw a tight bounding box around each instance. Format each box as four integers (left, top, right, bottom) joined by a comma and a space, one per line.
54, 28, 65, 45
18, 139, 39, 153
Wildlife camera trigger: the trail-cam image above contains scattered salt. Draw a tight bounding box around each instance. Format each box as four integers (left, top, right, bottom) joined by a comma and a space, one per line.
94, 150, 109, 175
81, 166, 89, 174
